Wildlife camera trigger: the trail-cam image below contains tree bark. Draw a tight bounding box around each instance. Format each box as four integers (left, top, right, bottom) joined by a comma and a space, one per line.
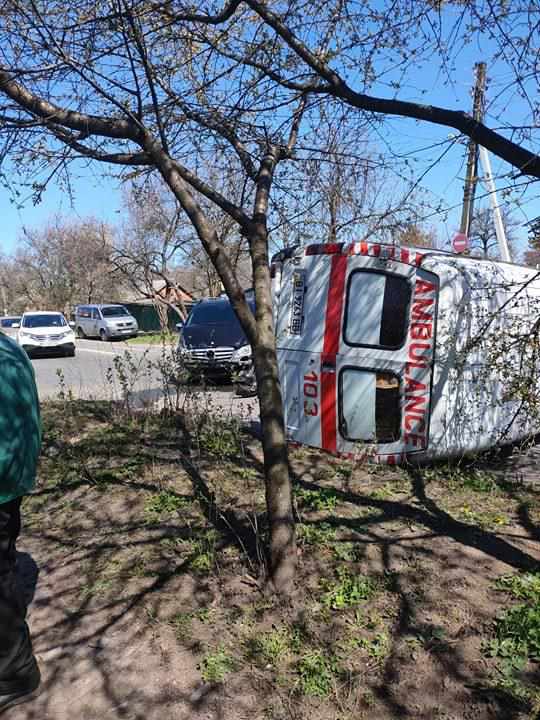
249, 217, 296, 594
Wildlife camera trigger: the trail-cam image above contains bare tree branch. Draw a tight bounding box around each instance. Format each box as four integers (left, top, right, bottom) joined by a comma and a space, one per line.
243, 0, 540, 177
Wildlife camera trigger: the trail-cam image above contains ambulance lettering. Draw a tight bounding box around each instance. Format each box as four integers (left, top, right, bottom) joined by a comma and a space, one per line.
403, 278, 436, 450
303, 370, 319, 416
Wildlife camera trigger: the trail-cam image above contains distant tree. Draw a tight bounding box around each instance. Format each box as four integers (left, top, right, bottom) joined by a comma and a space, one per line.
300, 114, 379, 244
0, 253, 17, 315
468, 207, 518, 260
524, 217, 540, 267
113, 183, 191, 329
114, 177, 251, 325
393, 223, 437, 249
13, 217, 116, 313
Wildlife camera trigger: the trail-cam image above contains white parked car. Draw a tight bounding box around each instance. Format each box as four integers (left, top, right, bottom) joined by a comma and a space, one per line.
16, 311, 76, 358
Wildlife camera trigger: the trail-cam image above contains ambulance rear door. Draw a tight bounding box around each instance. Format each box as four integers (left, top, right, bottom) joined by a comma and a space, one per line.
275, 244, 439, 462
333, 251, 439, 462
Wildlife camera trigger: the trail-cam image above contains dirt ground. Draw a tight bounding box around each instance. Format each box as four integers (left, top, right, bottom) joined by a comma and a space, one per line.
10, 400, 540, 720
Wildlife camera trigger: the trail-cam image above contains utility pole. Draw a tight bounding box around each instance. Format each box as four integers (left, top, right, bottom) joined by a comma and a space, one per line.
478, 146, 511, 261
459, 62, 486, 237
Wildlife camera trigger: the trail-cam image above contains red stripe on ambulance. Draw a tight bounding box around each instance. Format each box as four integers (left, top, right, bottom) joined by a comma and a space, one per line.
320, 254, 347, 452
320, 371, 337, 452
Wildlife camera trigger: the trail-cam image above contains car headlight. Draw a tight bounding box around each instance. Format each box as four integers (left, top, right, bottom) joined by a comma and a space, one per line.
231, 345, 252, 363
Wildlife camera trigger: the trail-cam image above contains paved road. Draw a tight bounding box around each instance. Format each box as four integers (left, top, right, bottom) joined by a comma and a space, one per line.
30, 338, 165, 400
30, 338, 259, 420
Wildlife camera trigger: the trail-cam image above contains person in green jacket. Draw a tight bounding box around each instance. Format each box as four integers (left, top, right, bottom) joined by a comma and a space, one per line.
0, 333, 41, 713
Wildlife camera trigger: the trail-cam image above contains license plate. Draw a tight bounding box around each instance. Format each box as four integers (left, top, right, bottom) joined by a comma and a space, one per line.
289, 270, 305, 335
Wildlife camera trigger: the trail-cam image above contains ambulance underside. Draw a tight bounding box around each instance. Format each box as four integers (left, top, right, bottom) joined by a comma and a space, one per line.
273, 242, 540, 464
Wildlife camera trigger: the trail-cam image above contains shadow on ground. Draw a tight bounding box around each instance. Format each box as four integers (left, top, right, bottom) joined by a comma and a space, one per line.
14, 401, 540, 719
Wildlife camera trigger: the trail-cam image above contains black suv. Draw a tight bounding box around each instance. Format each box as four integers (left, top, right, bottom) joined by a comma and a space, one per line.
177, 295, 254, 383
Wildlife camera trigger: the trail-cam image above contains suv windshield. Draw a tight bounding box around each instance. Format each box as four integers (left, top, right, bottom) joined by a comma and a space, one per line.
23, 314, 67, 328
101, 306, 129, 317
187, 300, 254, 326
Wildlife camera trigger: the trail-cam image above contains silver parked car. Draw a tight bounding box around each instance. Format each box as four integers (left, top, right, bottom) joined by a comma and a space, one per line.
0, 316, 22, 337
74, 304, 138, 340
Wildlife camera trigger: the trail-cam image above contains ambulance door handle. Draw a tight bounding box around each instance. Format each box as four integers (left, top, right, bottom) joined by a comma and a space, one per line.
321, 361, 335, 373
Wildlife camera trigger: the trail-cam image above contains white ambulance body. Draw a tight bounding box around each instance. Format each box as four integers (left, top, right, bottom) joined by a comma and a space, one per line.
271, 241, 540, 464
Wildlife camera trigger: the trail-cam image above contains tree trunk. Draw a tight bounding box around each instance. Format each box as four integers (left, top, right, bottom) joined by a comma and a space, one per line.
153, 299, 169, 333
252, 308, 296, 594
249, 224, 296, 595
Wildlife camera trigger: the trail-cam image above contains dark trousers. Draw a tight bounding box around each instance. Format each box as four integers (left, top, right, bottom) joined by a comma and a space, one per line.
0, 498, 35, 689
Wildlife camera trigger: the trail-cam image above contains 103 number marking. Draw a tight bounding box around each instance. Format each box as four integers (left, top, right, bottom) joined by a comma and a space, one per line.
303, 371, 318, 416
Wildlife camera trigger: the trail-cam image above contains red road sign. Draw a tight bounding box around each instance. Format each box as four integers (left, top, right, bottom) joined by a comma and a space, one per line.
452, 232, 468, 253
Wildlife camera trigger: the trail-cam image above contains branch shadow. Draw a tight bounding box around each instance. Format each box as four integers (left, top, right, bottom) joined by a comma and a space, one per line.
283, 449, 540, 719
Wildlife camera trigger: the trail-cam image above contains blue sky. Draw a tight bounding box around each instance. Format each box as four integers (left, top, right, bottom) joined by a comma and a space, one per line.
1, 4, 539, 261
2, 123, 535, 261
0, 165, 122, 255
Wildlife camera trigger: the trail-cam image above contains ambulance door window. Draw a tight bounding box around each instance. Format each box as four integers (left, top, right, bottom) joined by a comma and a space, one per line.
344, 271, 411, 349
339, 369, 401, 443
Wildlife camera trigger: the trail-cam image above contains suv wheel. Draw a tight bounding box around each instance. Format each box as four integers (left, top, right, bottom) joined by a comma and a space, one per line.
76, 326, 85, 339
99, 329, 108, 342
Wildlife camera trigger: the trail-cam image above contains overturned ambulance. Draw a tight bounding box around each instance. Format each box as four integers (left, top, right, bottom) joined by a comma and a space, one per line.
271, 241, 540, 464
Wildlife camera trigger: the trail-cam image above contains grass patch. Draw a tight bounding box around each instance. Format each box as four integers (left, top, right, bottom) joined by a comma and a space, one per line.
33, 400, 540, 720
79, 577, 114, 600
321, 567, 378, 610
495, 572, 540, 602
144, 490, 192, 519
332, 541, 361, 562
295, 487, 340, 512
489, 572, 540, 662
246, 627, 295, 666
185, 530, 219, 574
358, 631, 390, 663
457, 504, 508, 529
296, 650, 337, 697
126, 333, 177, 345
197, 419, 243, 457
297, 522, 337, 547
421, 463, 498, 491
200, 646, 235, 682
169, 611, 194, 638
92, 458, 146, 486
484, 571, 540, 708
